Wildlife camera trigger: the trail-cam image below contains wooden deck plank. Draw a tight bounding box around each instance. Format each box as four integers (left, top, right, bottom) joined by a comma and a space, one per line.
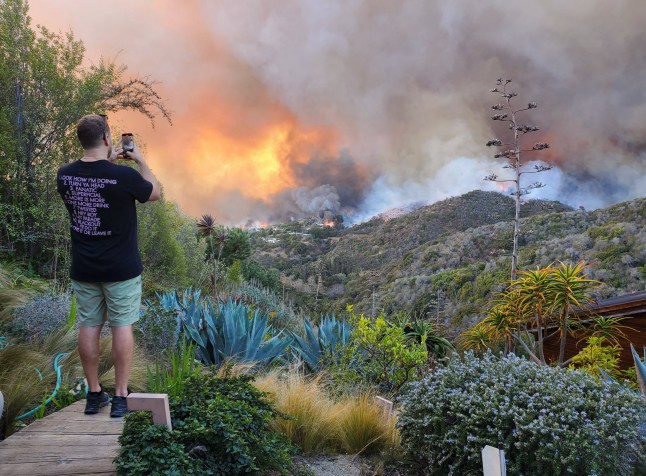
0, 399, 123, 476
0, 458, 117, 476
55, 401, 87, 412
0, 444, 118, 461
0, 433, 119, 447
39, 411, 124, 423
20, 420, 124, 435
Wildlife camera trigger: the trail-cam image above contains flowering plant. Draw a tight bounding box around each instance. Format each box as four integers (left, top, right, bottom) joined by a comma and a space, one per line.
398, 351, 646, 475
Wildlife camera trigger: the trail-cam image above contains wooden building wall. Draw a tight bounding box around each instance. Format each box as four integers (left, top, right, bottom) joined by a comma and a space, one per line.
542, 292, 646, 370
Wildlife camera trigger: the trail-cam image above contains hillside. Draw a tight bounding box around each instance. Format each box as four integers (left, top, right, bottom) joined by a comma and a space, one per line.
250, 191, 646, 336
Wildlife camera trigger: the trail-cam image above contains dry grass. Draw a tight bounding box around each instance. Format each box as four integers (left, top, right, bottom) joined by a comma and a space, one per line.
337, 394, 400, 454
0, 343, 53, 437
255, 370, 339, 454
0, 263, 43, 323
0, 330, 153, 439
254, 368, 399, 456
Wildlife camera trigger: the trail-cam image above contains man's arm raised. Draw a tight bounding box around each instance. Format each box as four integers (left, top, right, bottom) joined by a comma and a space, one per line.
118, 143, 161, 202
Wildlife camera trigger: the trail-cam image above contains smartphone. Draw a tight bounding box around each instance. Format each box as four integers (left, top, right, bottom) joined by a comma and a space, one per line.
121, 133, 135, 153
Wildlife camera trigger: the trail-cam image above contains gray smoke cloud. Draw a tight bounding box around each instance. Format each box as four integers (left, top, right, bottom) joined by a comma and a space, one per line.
292, 185, 339, 215
200, 0, 646, 220
30, 1, 646, 223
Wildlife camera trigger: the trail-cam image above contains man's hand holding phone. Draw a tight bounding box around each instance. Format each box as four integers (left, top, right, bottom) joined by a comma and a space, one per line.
117, 133, 144, 164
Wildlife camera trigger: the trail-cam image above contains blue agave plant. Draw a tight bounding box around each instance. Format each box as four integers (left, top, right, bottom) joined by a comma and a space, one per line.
630, 344, 646, 397
180, 298, 292, 368
291, 314, 352, 371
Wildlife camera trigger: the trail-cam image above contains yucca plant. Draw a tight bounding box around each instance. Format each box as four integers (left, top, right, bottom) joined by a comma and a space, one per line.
481, 303, 519, 355
389, 314, 454, 360
291, 314, 351, 371
549, 261, 601, 364
181, 298, 292, 368
585, 315, 632, 345
464, 261, 603, 365
197, 214, 227, 299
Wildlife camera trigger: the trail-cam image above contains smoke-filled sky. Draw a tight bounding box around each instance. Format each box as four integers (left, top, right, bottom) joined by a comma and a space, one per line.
30, 0, 646, 224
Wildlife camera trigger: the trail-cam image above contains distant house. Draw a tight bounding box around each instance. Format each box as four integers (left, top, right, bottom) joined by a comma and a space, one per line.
542, 291, 646, 369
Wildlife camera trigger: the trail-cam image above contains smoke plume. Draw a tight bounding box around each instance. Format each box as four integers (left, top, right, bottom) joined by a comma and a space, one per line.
30, 0, 646, 223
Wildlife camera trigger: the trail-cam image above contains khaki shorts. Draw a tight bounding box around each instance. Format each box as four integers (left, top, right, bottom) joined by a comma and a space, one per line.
71, 275, 142, 327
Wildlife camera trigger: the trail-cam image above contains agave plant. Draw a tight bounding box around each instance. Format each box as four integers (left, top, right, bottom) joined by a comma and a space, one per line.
291, 314, 352, 371
630, 344, 646, 397
181, 298, 292, 368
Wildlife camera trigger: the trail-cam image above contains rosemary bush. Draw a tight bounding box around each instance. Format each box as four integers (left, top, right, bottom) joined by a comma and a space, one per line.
398, 351, 646, 475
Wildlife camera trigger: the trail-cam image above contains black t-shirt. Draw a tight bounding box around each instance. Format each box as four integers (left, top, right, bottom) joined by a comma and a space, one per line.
57, 160, 153, 282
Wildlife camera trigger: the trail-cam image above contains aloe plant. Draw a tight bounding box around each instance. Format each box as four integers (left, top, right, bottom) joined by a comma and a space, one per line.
292, 314, 352, 371
180, 298, 292, 368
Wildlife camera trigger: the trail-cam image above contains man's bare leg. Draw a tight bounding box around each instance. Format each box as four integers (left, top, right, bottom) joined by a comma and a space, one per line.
78, 325, 103, 393
111, 325, 134, 397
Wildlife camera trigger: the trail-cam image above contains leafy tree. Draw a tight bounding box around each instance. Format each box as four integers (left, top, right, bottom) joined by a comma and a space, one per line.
241, 259, 280, 292
0, 0, 170, 268
219, 227, 251, 266
137, 198, 188, 293
484, 78, 551, 280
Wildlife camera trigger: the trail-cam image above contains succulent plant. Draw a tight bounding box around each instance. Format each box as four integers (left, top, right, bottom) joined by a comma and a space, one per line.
178, 296, 292, 368
291, 314, 352, 371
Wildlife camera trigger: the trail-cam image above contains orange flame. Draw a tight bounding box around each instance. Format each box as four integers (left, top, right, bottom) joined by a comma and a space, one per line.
183, 122, 338, 202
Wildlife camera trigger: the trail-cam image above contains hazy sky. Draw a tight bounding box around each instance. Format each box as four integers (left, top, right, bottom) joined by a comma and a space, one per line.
30, 1, 646, 224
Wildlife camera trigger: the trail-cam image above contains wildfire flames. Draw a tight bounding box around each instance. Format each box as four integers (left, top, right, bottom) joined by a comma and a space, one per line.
29, 1, 646, 223
184, 122, 337, 200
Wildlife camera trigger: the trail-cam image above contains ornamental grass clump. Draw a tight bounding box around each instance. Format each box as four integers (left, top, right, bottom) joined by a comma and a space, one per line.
255, 370, 338, 454
255, 368, 400, 456
398, 351, 646, 476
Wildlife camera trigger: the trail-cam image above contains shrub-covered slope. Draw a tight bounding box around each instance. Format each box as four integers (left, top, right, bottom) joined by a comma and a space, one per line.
251, 191, 646, 335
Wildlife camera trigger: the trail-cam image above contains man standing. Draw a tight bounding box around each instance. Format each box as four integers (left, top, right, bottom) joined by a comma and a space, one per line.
57, 114, 160, 417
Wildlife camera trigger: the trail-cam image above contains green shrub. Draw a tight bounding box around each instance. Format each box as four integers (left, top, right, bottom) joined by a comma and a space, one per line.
569, 336, 621, 380
116, 411, 198, 476
136, 303, 181, 357
398, 352, 646, 475
172, 372, 294, 474
117, 372, 294, 475
335, 306, 427, 394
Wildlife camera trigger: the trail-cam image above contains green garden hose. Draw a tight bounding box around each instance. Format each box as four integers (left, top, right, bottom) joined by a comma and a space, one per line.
16, 352, 70, 420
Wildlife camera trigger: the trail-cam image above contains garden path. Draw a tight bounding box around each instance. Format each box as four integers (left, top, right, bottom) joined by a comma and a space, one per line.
0, 400, 123, 475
